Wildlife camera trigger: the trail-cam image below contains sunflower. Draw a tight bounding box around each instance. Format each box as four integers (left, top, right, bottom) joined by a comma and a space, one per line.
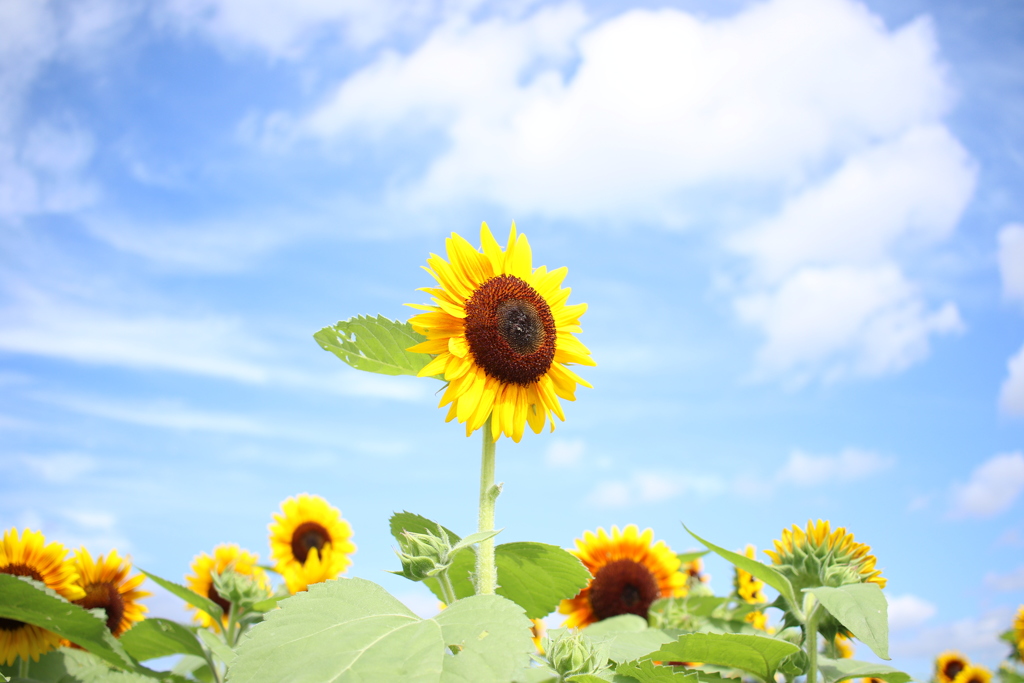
831, 633, 854, 658
407, 222, 595, 442
935, 651, 969, 683
764, 519, 885, 593
69, 548, 149, 637
733, 545, 765, 604
0, 528, 84, 665
184, 544, 269, 630
559, 525, 687, 629
1014, 605, 1024, 657
268, 494, 355, 593
952, 665, 992, 683
745, 610, 769, 631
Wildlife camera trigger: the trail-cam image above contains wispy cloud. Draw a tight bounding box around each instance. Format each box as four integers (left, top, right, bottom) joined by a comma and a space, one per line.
950, 452, 1024, 519
984, 565, 1024, 592
890, 606, 1013, 659
586, 471, 725, 508
17, 452, 98, 484
775, 448, 894, 486
545, 438, 585, 468
886, 593, 937, 631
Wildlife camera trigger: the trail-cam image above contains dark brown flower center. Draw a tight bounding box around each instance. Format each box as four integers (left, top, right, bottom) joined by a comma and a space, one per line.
943, 661, 966, 681
0, 564, 44, 631
588, 559, 661, 621
291, 522, 331, 564
76, 582, 126, 635
208, 582, 231, 616
463, 275, 556, 385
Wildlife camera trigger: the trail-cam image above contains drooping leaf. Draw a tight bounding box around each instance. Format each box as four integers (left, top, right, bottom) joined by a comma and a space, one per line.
682, 526, 798, 612
434, 594, 533, 682
54, 649, 162, 683
493, 543, 591, 620
616, 660, 700, 682
120, 619, 205, 662
646, 633, 799, 683
198, 629, 235, 667
805, 584, 889, 660
0, 574, 135, 672
817, 658, 911, 683
675, 552, 709, 565
315, 315, 435, 377
139, 570, 222, 625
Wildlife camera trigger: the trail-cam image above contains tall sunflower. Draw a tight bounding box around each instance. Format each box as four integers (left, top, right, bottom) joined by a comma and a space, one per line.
69, 548, 149, 637
0, 528, 84, 665
559, 525, 687, 628
407, 222, 595, 442
936, 652, 969, 683
184, 544, 269, 630
268, 494, 355, 593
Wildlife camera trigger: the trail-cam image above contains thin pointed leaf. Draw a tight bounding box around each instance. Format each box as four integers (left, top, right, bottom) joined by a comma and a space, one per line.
120, 618, 205, 661
140, 570, 222, 624
450, 529, 504, 554
315, 315, 436, 377
817, 658, 910, 683
198, 630, 235, 667
646, 633, 799, 683
805, 584, 889, 660
676, 551, 709, 565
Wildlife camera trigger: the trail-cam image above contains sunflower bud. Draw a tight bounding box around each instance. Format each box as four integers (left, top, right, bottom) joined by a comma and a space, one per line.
395, 529, 453, 581
211, 567, 272, 610
543, 630, 610, 679
823, 564, 862, 587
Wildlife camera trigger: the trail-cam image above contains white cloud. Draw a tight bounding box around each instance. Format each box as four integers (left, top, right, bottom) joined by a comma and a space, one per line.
950, 452, 1024, 519
546, 438, 585, 468
985, 565, 1024, 592
20, 452, 98, 484
776, 448, 892, 486
1001, 343, 1024, 417
890, 606, 1013, 659
586, 471, 724, 508
999, 224, 1024, 305
886, 593, 937, 631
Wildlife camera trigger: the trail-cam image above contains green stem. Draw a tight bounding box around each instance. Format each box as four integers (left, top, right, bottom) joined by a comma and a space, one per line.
805, 603, 821, 683
226, 601, 238, 648
18, 656, 28, 678
438, 570, 458, 606
476, 417, 498, 595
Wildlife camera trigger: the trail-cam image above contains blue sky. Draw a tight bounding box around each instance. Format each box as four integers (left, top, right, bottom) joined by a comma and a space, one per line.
2, 0, 1023, 674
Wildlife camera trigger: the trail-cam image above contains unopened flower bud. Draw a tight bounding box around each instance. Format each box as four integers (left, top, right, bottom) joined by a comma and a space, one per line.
543, 630, 609, 679
395, 530, 453, 581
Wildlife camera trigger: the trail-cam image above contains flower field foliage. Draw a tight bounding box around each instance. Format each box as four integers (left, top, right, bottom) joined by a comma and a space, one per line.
3, 223, 1024, 682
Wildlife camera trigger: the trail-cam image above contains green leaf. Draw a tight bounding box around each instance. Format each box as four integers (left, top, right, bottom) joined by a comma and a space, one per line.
450, 529, 504, 555
493, 543, 591, 620
390, 512, 462, 544
817, 658, 911, 683
198, 629, 236, 667
682, 526, 798, 612
0, 574, 134, 671
586, 616, 648, 635
434, 594, 533, 682
315, 315, 434, 377
120, 619, 205, 662
646, 633, 800, 683
512, 666, 560, 683
805, 584, 889, 660
649, 596, 727, 620
249, 596, 280, 612
390, 512, 475, 598
675, 552, 709, 565
139, 570, 222, 625
581, 616, 674, 665
616, 660, 699, 682
53, 649, 157, 683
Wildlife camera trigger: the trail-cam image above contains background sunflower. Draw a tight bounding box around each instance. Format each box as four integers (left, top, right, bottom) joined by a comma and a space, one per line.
268, 494, 355, 587
184, 544, 269, 629
69, 548, 149, 637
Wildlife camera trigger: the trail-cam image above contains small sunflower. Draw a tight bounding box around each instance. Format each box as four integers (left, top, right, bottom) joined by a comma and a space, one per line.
936, 651, 969, 683
530, 619, 546, 654
184, 544, 269, 630
0, 528, 84, 665
559, 525, 687, 629
268, 494, 355, 593
1014, 605, 1024, 657
745, 610, 769, 631
69, 548, 149, 637
407, 222, 595, 442
953, 665, 992, 683
831, 633, 854, 658
733, 545, 765, 604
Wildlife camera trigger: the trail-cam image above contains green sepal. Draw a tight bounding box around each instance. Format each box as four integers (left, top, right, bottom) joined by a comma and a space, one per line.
804, 584, 889, 660
645, 633, 800, 683
816, 658, 911, 683
139, 570, 223, 624
314, 315, 436, 377
682, 526, 798, 614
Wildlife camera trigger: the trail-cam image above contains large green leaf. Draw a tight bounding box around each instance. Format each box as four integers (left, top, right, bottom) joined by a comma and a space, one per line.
817, 658, 911, 683
682, 526, 798, 612
54, 649, 163, 683
649, 596, 727, 620
805, 585, 889, 660
583, 625, 674, 665
139, 571, 222, 625
0, 575, 134, 671
434, 595, 533, 682
494, 543, 591, 619
615, 660, 699, 682
315, 315, 434, 377
120, 619, 205, 662
646, 633, 799, 683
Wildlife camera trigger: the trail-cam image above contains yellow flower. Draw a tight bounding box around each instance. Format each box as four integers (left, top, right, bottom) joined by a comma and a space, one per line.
408, 222, 595, 442
531, 619, 546, 654
734, 545, 765, 604
268, 494, 355, 594
69, 548, 150, 637
936, 651, 969, 683
764, 519, 885, 592
952, 664, 992, 683
0, 528, 84, 665
184, 544, 269, 630
558, 525, 687, 629
745, 610, 769, 631
833, 633, 854, 658
1014, 605, 1024, 656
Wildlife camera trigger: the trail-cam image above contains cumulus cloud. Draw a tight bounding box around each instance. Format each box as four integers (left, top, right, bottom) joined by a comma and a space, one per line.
890, 606, 1013, 659
999, 224, 1024, 306
546, 438, 585, 468
776, 448, 893, 486
887, 594, 938, 631
984, 565, 1024, 592
1001, 343, 1024, 417
950, 452, 1024, 519
586, 471, 724, 508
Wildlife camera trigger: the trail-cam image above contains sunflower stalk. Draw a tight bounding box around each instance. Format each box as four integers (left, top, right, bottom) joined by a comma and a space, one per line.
18, 657, 27, 679
804, 599, 822, 683
476, 416, 499, 595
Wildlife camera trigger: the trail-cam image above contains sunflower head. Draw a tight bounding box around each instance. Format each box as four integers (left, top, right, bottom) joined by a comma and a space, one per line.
936, 651, 969, 683
558, 525, 687, 629
69, 548, 150, 637
184, 544, 269, 630
764, 520, 885, 595
0, 528, 84, 665
745, 610, 769, 631
269, 494, 355, 593
733, 545, 765, 604
407, 222, 595, 442
953, 664, 992, 683
1014, 605, 1024, 658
